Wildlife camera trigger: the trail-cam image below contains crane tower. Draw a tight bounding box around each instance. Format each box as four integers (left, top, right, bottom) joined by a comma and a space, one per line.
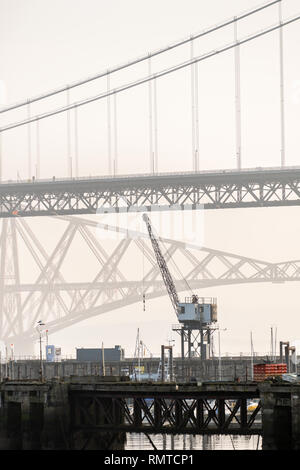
142, 214, 218, 360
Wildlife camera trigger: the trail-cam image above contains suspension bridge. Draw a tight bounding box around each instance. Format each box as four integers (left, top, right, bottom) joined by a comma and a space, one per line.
0, 0, 299, 352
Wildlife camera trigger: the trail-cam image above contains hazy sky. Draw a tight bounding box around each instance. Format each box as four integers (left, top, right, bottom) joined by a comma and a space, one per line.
1, 0, 300, 359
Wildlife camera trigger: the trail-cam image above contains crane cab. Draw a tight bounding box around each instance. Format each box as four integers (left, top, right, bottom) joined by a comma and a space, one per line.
178, 296, 217, 327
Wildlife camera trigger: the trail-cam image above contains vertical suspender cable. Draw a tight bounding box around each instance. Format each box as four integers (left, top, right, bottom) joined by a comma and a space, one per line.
74, 105, 79, 178
234, 17, 242, 170
148, 56, 154, 173
190, 38, 196, 171
191, 37, 199, 172
153, 77, 158, 173
149, 57, 158, 173
107, 73, 112, 175
113, 92, 118, 175
27, 102, 32, 179
67, 86, 72, 177
36, 120, 40, 179
191, 36, 199, 171
279, 0, 285, 167
194, 59, 199, 172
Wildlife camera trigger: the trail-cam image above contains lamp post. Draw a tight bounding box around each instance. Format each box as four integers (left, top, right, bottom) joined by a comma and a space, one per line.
102, 342, 105, 377
218, 327, 227, 382
36, 320, 45, 381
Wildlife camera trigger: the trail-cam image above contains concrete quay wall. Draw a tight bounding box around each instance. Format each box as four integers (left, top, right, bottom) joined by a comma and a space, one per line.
0, 378, 126, 450
0, 356, 280, 382
0, 378, 299, 450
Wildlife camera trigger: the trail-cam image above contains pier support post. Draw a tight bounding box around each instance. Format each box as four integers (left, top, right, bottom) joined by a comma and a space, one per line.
291, 389, 300, 450
41, 382, 70, 449
260, 385, 292, 450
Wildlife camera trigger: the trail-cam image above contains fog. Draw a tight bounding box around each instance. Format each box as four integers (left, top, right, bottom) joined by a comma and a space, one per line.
0, 0, 300, 359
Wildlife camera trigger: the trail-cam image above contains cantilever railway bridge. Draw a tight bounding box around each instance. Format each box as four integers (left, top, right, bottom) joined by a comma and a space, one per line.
2, 214, 300, 352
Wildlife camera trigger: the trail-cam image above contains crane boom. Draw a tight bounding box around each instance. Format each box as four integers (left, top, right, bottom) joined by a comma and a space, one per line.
142, 214, 180, 318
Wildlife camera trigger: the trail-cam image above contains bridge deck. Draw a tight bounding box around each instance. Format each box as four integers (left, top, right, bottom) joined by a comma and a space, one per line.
0, 166, 300, 217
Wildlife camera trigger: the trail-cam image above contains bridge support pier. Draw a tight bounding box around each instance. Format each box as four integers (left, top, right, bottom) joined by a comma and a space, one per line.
291, 390, 300, 450
0, 378, 126, 450
260, 386, 292, 450
41, 382, 70, 449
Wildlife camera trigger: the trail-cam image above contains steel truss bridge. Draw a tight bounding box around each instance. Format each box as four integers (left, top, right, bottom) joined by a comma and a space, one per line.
70, 382, 262, 440
1, 166, 300, 217
1, 214, 300, 352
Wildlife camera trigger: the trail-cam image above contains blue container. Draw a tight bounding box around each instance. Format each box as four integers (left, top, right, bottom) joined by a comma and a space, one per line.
46, 344, 55, 362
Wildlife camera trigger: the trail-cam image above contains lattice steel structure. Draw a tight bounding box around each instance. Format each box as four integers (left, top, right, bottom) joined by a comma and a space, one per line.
1, 214, 300, 354
69, 383, 262, 440
1, 166, 300, 217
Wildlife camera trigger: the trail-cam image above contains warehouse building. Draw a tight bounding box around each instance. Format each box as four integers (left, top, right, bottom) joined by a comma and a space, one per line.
76, 345, 125, 362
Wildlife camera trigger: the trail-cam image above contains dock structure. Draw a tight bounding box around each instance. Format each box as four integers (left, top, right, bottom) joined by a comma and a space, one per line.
0, 377, 299, 450
1, 356, 289, 383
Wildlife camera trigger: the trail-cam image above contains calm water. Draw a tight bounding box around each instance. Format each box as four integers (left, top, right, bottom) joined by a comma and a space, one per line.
125, 433, 262, 450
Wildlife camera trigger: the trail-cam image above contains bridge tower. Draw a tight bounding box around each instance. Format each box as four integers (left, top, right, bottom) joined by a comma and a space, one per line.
0, 219, 35, 355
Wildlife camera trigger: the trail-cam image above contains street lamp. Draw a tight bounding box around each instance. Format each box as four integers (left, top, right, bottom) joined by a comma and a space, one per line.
218, 327, 227, 382
36, 321, 45, 381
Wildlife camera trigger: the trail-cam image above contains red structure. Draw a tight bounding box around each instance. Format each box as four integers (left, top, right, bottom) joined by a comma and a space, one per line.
253, 363, 287, 382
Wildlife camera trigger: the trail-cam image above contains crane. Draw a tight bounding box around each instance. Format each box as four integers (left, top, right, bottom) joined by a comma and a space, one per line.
142, 213, 218, 360
142, 213, 180, 319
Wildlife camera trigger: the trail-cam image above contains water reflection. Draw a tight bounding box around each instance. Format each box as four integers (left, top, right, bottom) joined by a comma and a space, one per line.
125, 433, 261, 450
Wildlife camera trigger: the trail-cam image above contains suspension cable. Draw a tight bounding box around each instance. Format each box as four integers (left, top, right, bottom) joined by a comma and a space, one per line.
0, 0, 281, 115
0, 13, 298, 134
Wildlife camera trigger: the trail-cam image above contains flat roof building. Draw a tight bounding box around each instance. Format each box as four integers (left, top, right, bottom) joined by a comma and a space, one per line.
76, 345, 124, 362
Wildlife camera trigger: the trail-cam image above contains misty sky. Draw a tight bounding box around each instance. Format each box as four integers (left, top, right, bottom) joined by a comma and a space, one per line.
1, 0, 300, 359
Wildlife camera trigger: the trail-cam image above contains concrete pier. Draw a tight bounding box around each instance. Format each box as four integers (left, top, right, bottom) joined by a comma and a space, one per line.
260, 385, 292, 450
0, 377, 300, 450
0, 378, 126, 450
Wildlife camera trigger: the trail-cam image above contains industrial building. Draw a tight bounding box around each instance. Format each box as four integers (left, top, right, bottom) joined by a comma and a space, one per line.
76, 345, 125, 362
